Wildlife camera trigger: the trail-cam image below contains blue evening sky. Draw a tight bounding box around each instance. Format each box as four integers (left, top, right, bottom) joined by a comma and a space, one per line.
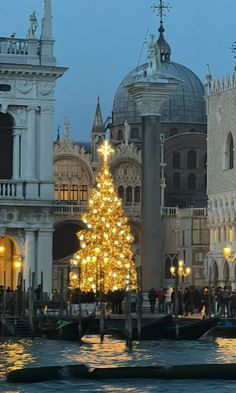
1, 0, 236, 141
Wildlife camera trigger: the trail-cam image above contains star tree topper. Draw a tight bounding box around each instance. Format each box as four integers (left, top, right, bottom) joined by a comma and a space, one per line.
97, 140, 114, 163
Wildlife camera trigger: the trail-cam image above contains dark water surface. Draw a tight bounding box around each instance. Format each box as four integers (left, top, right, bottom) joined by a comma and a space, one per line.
1, 335, 236, 392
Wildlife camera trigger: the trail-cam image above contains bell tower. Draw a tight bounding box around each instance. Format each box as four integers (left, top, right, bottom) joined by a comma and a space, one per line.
0, 0, 67, 295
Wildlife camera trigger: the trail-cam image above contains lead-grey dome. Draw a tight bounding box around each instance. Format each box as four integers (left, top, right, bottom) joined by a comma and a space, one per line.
112, 57, 206, 126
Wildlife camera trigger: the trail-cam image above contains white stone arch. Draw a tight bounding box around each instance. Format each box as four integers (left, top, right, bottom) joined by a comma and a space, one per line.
54, 153, 94, 185
203, 254, 219, 285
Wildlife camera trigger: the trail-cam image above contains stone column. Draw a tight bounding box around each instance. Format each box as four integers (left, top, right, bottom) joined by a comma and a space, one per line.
141, 115, 161, 289
24, 230, 36, 290
12, 128, 21, 179
26, 107, 38, 179
126, 78, 178, 291
37, 229, 53, 296
39, 107, 54, 200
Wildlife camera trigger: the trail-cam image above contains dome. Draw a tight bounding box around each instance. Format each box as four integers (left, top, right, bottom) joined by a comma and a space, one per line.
112, 50, 206, 126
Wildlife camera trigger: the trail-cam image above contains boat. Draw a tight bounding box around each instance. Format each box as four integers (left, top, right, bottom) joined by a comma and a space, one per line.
105, 315, 219, 340
40, 316, 94, 340
199, 319, 236, 339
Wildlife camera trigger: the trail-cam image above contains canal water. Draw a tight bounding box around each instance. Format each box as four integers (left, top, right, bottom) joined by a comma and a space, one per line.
1, 335, 236, 392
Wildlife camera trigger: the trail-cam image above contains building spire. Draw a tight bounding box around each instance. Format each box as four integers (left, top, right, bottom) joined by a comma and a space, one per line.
41, 0, 53, 39
152, 1, 172, 63
92, 97, 105, 133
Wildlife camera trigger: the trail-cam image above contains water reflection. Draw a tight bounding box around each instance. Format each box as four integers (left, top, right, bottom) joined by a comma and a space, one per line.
0, 339, 35, 378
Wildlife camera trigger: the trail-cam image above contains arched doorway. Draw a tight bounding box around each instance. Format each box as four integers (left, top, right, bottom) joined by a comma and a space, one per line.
53, 222, 84, 291
0, 236, 21, 289
0, 113, 14, 179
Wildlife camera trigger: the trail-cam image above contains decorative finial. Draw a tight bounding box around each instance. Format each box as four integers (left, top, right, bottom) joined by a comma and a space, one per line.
57, 125, 61, 141
151, 0, 171, 24
63, 116, 70, 140
97, 140, 114, 163
231, 41, 236, 70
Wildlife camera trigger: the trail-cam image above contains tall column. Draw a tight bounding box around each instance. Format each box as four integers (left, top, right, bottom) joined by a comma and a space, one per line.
126, 79, 178, 291
12, 128, 20, 179
141, 115, 161, 289
39, 107, 54, 200
24, 230, 36, 290
26, 107, 37, 179
37, 229, 53, 296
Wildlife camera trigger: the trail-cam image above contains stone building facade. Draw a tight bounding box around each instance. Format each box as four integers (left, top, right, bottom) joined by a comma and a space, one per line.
205, 71, 236, 288
0, 0, 66, 294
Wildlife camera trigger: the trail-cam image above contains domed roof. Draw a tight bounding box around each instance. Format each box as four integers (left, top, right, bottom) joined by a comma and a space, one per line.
112, 27, 206, 126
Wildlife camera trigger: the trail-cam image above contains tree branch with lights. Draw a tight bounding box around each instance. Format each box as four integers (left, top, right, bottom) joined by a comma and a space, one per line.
70, 140, 137, 294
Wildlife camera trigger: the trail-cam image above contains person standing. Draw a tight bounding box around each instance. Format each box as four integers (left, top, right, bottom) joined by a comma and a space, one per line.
148, 288, 156, 314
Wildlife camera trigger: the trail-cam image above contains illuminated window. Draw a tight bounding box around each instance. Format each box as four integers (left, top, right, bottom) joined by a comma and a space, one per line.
61, 185, 69, 201
54, 186, 59, 200
70, 185, 78, 201
229, 227, 233, 242
80, 185, 88, 201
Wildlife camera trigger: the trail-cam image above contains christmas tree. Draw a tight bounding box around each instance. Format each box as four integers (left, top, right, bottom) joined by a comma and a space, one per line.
70, 140, 137, 293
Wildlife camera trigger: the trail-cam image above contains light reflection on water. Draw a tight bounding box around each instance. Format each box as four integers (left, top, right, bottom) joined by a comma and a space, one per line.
1, 336, 236, 392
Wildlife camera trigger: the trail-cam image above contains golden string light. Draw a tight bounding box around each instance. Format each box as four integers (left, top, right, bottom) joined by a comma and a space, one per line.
70, 140, 137, 293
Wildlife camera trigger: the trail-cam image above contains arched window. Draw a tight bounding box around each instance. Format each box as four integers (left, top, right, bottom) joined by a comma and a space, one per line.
130, 127, 139, 139
169, 127, 178, 137
173, 172, 181, 188
224, 132, 234, 170
0, 113, 13, 179
134, 186, 140, 203
126, 186, 132, 203
118, 186, 124, 202
188, 173, 196, 190
117, 129, 123, 140
80, 185, 88, 201
187, 150, 197, 169
173, 152, 181, 169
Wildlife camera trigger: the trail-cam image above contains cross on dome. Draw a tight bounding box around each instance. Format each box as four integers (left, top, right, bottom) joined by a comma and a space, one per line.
151, 0, 171, 23
97, 140, 114, 163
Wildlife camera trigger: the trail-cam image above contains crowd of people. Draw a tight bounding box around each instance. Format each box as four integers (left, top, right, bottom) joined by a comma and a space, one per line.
148, 285, 236, 318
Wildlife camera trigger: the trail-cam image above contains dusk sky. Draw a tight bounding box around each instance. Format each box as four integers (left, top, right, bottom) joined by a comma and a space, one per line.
1, 0, 236, 141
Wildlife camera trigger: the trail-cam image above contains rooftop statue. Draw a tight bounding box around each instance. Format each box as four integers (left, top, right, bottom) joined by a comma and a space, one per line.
28, 11, 38, 38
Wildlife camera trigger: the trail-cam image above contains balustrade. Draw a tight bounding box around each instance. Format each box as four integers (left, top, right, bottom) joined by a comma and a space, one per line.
0, 38, 29, 55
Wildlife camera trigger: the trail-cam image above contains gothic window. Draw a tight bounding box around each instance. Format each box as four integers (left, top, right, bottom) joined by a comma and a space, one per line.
169, 127, 178, 137
0, 113, 13, 179
224, 132, 234, 170
130, 127, 139, 139
61, 185, 69, 201
134, 186, 140, 203
173, 172, 181, 188
188, 173, 196, 190
187, 150, 197, 169
173, 152, 181, 169
117, 129, 123, 140
80, 185, 88, 201
70, 185, 78, 201
126, 186, 132, 203
118, 186, 124, 202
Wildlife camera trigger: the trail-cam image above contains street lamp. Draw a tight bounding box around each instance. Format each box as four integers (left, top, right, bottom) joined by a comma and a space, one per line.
223, 245, 236, 262
170, 259, 191, 317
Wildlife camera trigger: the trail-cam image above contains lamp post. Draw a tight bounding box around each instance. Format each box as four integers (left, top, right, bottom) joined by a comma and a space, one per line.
170, 260, 191, 317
